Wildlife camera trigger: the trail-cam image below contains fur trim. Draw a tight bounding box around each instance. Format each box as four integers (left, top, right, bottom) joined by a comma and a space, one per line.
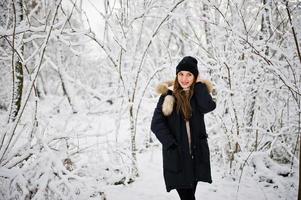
155, 80, 174, 95
162, 95, 175, 116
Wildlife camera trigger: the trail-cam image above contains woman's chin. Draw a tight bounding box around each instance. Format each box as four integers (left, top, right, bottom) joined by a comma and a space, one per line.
182, 87, 191, 91
181, 85, 189, 89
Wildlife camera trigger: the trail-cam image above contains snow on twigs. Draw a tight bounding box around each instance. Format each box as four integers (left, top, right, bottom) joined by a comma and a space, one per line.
0, 0, 300, 199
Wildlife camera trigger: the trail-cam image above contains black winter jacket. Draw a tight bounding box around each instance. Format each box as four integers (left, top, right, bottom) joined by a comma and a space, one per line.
151, 80, 216, 192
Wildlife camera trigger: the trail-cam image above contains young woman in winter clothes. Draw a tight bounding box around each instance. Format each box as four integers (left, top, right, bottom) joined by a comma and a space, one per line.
151, 56, 216, 200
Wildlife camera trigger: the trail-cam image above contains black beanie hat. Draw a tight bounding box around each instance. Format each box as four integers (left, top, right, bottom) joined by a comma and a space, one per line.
176, 56, 199, 78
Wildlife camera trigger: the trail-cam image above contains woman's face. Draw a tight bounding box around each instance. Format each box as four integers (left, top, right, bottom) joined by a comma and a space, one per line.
177, 71, 194, 89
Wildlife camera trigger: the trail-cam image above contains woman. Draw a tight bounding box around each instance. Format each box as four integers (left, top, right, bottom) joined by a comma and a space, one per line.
151, 56, 216, 200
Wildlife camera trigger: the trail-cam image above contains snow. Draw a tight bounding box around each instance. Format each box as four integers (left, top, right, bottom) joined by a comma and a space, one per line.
103, 146, 297, 200
0, 0, 300, 199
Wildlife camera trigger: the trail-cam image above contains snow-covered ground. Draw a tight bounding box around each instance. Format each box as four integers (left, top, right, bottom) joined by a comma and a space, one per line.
104, 147, 297, 200
0, 96, 297, 200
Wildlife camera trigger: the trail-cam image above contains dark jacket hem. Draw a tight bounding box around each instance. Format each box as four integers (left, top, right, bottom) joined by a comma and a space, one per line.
166, 179, 212, 192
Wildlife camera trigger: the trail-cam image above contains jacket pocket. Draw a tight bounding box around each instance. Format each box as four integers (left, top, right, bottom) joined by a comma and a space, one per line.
163, 146, 181, 173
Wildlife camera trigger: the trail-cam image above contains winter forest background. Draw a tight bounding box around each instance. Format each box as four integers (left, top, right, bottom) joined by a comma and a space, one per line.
0, 0, 300, 199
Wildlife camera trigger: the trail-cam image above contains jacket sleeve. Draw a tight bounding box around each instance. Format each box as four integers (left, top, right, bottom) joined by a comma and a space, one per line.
151, 95, 177, 149
194, 82, 216, 114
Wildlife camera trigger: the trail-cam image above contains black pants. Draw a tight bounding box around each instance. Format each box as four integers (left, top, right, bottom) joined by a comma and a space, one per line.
176, 182, 198, 200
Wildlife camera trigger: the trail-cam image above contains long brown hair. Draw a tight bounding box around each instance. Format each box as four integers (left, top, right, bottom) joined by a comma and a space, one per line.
173, 76, 196, 121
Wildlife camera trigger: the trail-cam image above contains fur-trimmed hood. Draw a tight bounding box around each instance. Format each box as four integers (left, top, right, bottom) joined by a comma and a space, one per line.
155, 79, 214, 116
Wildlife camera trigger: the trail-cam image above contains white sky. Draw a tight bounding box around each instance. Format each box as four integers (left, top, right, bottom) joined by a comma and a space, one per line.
82, 0, 105, 36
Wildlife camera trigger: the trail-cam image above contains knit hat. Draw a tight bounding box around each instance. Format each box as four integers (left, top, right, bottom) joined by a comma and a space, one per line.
176, 56, 199, 78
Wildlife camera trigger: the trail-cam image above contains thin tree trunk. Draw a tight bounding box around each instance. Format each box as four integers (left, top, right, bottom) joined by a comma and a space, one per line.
224, 62, 240, 173
285, 1, 301, 64
203, 2, 212, 56
261, 0, 272, 55
13, 61, 23, 120
129, 102, 138, 180
58, 67, 77, 114
7, 0, 17, 123
8, 0, 24, 123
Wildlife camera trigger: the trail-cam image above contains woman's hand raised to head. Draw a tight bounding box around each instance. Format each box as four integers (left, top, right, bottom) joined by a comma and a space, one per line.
195, 75, 216, 95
